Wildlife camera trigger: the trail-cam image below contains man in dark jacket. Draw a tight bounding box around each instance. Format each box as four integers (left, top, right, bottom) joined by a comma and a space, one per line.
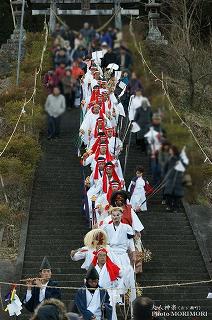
101, 45, 118, 70
117, 46, 133, 71
133, 296, 166, 320
74, 265, 112, 320
23, 257, 61, 313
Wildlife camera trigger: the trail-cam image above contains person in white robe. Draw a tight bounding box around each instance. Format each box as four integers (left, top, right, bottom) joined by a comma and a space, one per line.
91, 248, 123, 320
75, 266, 112, 320
128, 90, 150, 122
80, 104, 102, 146
102, 207, 137, 302
128, 166, 147, 212
70, 229, 118, 270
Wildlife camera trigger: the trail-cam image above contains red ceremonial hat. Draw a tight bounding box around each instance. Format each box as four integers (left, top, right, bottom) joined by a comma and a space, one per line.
102, 162, 120, 193
92, 248, 120, 282
107, 180, 121, 202
94, 157, 106, 180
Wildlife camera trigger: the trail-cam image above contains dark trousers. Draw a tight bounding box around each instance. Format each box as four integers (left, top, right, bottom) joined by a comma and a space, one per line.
151, 158, 161, 186
47, 115, 61, 138
166, 194, 181, 211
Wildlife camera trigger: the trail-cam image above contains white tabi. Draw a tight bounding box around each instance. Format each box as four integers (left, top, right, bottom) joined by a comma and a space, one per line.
128, 95, 150, 121
102, 222, 136, 301
128, 177, 147, 211
86, 288, 102, 320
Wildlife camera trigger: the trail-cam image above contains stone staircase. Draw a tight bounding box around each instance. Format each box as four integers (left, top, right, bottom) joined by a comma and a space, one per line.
19, 110, 212, 320
20, 109, 88, 317
122, 139, 212, 319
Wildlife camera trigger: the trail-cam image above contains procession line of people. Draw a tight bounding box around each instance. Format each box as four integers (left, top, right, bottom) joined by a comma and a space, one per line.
21, 21, 190, 320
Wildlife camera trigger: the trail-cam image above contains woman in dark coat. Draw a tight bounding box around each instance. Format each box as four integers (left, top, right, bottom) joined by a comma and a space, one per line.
163, 145, 185, 212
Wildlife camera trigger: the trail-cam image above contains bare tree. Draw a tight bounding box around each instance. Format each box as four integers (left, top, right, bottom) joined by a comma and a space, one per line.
153, 0, 212, 112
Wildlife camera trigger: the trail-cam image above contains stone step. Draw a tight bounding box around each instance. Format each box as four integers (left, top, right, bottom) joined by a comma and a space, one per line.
24, 233, 196, 241
25, 247, 202, 256
23, 259, 206, 269
21, 272, 209, 281
25, 239, 198, 247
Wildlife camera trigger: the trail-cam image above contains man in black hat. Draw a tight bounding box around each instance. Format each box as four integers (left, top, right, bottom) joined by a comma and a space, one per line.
74, 265, 112, 320
23, 257, 61, 313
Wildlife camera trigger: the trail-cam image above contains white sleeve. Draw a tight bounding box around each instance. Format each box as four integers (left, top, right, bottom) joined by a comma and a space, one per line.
126, 225, 135, 251
128, 238, 135, 252
80, 115, 90, 132
44, 96, 50, 113
131, 209, 145, 232
24, 289, 32, 302
83, 154, 94, 166
71, 248, 87, 261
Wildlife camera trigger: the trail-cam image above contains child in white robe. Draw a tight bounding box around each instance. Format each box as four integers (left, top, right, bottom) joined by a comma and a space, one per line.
128, 166, 147, 212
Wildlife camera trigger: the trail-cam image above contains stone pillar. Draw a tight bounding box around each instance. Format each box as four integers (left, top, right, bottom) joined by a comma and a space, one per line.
11, 0, 26, 41
49, 0, 57, 33
145, 0, 167, 45
114, 0, 122, 30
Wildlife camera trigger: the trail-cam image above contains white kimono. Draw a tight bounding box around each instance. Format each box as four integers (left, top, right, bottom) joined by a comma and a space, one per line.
128, 177, 147, 211
80, 113, 100, 146
100, 208, 144, 233
95, 264, 122, 320
86, 288, 102, 320
71, 246, 117, 270
102, 222, 136, 302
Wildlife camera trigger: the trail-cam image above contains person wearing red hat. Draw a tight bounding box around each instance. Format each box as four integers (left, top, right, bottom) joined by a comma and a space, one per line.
86, 157, 106, 217
102, 162, 121, 194
91, 248, 123, 320
89, 85, 100, 105
101, 207, 137, 303
94, 180, 122, 227
80, 104, 103, 147
91, 71, 101, 90
70, 229, 117, 271
109, 191, 144, 234
89, 132, 108, 154
90, 157, 106, 185
107, 128, 123, 158
83, 142, 111, 171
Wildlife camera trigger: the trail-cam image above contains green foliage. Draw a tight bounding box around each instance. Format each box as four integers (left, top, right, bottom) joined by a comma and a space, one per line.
0, 135, 41, 169
2, 100, 45, 136
0, 30, 50, 250
0, 203, 10, 224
